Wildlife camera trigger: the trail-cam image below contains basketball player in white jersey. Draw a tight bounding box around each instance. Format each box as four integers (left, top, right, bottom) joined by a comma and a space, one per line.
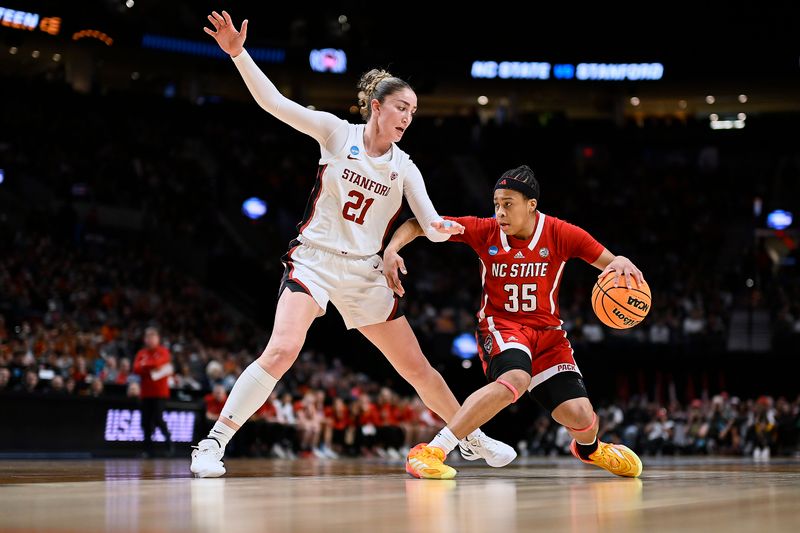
191, 11, 515, 477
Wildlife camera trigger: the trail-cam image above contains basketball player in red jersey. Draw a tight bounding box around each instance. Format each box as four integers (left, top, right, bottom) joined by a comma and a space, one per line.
384, 165, 645, 479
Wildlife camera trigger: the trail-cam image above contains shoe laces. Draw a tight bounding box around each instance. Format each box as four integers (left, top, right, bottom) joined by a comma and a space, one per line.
416, 446, 444, 464
598, 444, 622, 468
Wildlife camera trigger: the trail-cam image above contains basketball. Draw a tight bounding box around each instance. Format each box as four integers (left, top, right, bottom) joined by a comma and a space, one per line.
591, 272, 651, 329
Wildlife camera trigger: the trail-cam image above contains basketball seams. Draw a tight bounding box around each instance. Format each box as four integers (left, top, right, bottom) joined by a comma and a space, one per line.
599, 291, 623, 328
598, 285, 648, 319
592, 274, 651, 327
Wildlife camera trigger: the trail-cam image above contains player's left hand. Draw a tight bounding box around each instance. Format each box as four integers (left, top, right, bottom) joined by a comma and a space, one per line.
383, 248, 407, 297
430, 220, 465, 235
599, 256, 645, 289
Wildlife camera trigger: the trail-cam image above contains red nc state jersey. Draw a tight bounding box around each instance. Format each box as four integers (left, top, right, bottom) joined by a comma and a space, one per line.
444, 212, 604, 329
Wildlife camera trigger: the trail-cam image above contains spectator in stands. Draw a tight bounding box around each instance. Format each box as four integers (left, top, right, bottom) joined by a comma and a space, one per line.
323, 397, 355, 457
174, 363, 203, 391
0, 367, 10, 392
127, 382, 141, 398
204, 384, 227, 429
749, 396, 777, 460
16, 369, 40, 394
49, 375, 66, 395
296, 391, 324, 457
100, 356, 119, 383
89, 378, 104, 398
115, 358, 132, 386
376, 387, 404, 459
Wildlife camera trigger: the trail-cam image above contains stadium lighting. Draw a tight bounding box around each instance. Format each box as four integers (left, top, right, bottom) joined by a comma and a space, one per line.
0, 168, 4, 185
766, 210, 792, 230
242, 197, 267, 220
309, 48, 347, 73
452, 332, 477, 359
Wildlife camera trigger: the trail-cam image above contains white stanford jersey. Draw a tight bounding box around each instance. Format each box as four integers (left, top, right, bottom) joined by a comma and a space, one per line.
297, 123, 439, 256
445, 213, 604, 329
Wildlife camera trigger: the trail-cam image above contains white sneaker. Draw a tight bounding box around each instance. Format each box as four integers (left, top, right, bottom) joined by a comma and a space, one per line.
272, 443, 287, 459
312, 447, 326, 459
322, 445, 339, 459
190, 439, 226, 478
459, 431, 517, 467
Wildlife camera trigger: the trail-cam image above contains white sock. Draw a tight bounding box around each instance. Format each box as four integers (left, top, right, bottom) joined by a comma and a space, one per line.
466, 428, 484, 441
428, 427, 460, 454
217, 361, 278, 427
208, 421, 236, 448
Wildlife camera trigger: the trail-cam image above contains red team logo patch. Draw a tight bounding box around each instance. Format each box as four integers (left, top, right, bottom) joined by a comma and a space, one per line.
484, 335, 493, 354
390, 171, 398, 180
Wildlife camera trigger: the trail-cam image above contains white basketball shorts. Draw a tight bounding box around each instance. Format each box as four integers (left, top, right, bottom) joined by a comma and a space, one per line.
279, 237, 402, 330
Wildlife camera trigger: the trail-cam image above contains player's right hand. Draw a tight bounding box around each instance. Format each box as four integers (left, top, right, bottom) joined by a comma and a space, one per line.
383, 248, 407, 297
203, 10, 247, 57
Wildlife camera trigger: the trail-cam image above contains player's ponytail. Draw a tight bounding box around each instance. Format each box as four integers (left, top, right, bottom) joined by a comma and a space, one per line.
357, 69, 412, 122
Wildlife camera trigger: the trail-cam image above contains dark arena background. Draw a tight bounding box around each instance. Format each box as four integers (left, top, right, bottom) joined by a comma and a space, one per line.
1, 1, 799, 532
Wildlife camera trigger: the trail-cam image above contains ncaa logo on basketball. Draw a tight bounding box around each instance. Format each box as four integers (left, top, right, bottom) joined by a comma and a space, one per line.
484, 336, 493, 353
350, 145, 360, 156
539, 247, 549, 258
488, 246, 499, 256
390, 171, 398, 180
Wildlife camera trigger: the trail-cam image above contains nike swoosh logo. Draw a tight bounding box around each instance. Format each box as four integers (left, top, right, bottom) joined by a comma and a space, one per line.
347, 155, 360, 160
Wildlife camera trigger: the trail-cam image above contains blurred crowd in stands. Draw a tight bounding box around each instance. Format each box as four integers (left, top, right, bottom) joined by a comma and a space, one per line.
2, 76, 799, 458
522, 393, 798, 461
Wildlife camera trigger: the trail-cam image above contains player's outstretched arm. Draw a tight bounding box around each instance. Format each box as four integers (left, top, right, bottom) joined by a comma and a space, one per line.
403, 165, 465, 243
203, 11, 346, 152
592, 249, 645, 289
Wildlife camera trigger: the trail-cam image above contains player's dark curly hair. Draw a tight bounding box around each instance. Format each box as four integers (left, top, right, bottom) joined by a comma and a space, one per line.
357, 69, 412, 122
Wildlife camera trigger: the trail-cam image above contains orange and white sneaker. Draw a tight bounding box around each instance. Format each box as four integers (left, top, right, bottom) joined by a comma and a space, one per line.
570, 440, 643, 478
405, 443, 457, 480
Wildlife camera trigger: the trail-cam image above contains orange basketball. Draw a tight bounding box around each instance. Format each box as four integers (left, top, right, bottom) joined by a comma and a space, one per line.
591, 272, 651, 329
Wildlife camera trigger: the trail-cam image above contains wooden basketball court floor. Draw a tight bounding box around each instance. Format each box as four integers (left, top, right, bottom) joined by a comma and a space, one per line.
1, 456, 798, 532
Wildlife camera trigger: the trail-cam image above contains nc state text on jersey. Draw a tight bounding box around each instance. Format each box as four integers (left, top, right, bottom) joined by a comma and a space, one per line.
491, 262, 549, 277
341, 169, 391, 197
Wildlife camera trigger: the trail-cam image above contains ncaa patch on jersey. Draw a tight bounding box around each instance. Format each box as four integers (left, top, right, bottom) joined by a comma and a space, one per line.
390, 171, 398, 180
350, 145, 360, 156
488, 246, 499, 256
539, 247, 549, 258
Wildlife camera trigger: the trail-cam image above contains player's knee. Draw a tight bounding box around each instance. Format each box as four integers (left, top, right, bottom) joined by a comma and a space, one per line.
497, 369, 531, 396
560, 398, 594, 430
260, 339, 303, 367
399, 360, 435, 385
